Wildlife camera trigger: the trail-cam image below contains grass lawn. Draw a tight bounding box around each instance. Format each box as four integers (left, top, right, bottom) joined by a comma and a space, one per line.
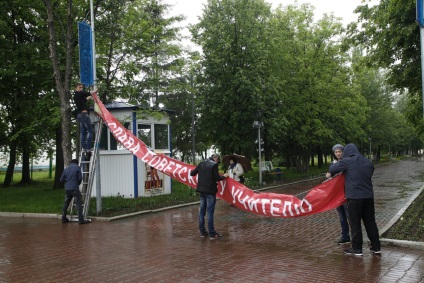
0, 171, 199, 217
0, 172, 64, 214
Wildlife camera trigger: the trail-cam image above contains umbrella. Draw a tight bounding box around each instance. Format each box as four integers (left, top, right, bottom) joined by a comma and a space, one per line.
222, 154, 252, 173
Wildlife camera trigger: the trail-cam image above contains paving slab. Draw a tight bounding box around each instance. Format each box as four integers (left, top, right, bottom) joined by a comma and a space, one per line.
0, 159, 424, 282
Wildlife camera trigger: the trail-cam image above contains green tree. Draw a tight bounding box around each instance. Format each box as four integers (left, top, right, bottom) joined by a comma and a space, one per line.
43, 0, 80, 185
270, 3, 367, 172
0, 0, 58, 186
191, 0, 276, 160
95, 0, 184, 106
161, 52, 203, 163
348, 0, 424, 134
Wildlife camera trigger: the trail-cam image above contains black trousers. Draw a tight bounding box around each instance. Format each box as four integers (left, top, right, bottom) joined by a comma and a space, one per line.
346, 198, 380, 251
62, 189, 84, 222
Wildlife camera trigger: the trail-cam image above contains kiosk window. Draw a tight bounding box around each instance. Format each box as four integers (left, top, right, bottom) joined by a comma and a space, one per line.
138, 124, 152, 147
154, 124, 168, 149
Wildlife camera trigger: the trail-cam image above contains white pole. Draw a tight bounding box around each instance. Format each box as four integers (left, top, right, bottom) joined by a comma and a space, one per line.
420, 27, 424, 117
258, 127, 262, 186
90, 0, 96, 89
90, 0, 101, 212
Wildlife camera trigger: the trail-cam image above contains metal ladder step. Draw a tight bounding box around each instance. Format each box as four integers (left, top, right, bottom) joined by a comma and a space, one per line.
69, 119, 102, 222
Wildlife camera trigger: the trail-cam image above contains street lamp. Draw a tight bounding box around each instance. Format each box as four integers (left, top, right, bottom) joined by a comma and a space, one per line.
253, 110, 263, 186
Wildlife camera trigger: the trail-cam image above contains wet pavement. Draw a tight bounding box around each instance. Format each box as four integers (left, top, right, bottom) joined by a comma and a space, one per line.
1, 159, 424, 283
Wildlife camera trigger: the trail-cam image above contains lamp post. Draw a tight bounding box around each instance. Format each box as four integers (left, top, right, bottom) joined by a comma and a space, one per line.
369, 137, 372, 160
253, 110, 263, 186
190, 74, 196, 164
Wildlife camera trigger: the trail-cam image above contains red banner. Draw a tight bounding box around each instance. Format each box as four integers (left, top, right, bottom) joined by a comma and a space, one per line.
92, 94, 346, 218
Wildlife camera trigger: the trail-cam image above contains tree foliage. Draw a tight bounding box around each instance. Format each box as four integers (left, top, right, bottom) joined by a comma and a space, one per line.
191, 0, 276, 159
0, 0, 58, 186
348, 0, 424, 134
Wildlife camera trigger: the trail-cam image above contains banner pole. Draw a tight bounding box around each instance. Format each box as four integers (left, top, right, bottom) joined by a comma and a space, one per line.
421, 27, 424, 117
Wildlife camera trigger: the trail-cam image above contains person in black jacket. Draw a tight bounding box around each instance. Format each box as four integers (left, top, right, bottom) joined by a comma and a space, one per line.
190, 153, 227, 239
73, 83, 97, 152
60, 159, 90, 224
329, 143, 380, 256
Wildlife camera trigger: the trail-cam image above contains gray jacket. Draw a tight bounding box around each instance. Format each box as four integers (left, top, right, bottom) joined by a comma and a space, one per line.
329, 143, 374, 199
60, 163, 82, 190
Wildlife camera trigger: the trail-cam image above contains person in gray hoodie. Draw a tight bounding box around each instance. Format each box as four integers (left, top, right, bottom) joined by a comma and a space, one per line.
329, 143, 380, 256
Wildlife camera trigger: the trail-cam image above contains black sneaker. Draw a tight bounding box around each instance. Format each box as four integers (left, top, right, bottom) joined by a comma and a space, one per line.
210, 233, 223, 240
337, 238, 351, 245
62, 218, 70, 224
200, 231, 208, 238
370, 247, 381, 254
79, 219, 91, 224
344, 248, 363, 256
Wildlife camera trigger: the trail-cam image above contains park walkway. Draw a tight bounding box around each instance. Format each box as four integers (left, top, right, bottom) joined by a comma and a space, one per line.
0, 159, 424, 282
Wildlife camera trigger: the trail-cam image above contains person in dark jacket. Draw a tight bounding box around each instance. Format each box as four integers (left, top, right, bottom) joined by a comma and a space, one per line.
190, 153, 227, 239
60, 159, 90, 224
325, 144, 350, 245
329, 143, 380, 256
73, 83, 97, 152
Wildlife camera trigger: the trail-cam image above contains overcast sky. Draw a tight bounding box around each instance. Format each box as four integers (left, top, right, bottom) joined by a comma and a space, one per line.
166, 0, 380, 29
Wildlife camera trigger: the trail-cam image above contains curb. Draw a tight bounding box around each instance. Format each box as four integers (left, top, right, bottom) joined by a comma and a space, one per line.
91, 201, 200, 222
0, 212, 60, 219
379, 184, 424, 250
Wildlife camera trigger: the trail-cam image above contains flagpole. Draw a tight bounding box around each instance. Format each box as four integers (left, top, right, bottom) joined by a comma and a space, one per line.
90, 0, 101, 213
417, 0, 424, 116
90, 0, 96, 90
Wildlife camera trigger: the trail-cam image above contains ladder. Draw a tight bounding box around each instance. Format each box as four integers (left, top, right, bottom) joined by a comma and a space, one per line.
69, 118, 102, 222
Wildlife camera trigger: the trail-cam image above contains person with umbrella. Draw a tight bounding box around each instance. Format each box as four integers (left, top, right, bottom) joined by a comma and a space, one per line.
227, 156, 245, 184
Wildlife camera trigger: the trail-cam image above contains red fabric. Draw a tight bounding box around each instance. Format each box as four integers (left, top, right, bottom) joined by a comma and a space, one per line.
93, 94, 346, 218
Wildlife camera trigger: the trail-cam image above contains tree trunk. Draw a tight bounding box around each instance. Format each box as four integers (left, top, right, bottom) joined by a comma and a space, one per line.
19, 147, 32, 185
317, 146, 323, 168
44, 0, 74, 169
3, 141, 17, 187
54, 125, 64, 189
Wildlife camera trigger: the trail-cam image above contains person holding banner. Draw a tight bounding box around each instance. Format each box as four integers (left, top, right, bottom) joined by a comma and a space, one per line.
74, 83, 97, 152
190, 153, 227, 239
329, 143, 380, 256
325, 144, 350, 245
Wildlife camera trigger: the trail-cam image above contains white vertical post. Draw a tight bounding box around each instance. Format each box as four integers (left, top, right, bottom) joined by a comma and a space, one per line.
420, 27, 424, 117
258, 127, 262, 186
90, 0, 101, 212
90, 0, 96, 89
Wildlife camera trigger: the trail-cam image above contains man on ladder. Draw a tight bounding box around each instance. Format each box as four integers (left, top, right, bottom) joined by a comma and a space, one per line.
74, 83, 97, 152
60, 159, 90, 224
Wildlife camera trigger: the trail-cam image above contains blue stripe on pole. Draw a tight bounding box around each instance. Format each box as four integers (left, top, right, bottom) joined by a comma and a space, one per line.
417, 0, 424, 26
78, 22, 93, 87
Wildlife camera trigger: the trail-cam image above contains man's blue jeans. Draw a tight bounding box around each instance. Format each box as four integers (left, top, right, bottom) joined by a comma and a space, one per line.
336, 203, 350, 240
77, 112, 92, 150
199, 193, 217, 236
